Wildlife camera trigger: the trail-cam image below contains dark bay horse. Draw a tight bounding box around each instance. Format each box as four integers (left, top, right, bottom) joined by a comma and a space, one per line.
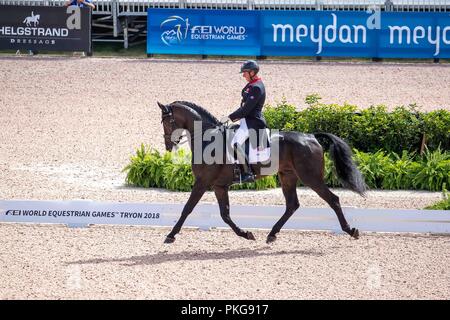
158, 101, 367, 244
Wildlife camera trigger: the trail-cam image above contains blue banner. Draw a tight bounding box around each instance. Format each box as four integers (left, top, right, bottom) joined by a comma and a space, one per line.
147, 9, 260, 55
147, 9, 450, 58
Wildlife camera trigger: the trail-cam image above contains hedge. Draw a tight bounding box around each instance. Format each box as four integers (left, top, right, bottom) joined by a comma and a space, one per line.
123, 145, 450, 192
263, 95, 450, 154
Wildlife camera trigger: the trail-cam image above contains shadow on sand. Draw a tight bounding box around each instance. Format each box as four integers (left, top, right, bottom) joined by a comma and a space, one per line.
66, 247, 324, 267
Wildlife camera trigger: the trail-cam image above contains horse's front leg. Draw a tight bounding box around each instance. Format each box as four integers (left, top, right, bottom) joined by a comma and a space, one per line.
214, 185, 255, 241
165, 180, 208, 243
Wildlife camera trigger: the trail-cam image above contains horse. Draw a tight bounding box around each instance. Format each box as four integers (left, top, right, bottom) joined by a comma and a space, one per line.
23, 12, 40, 27
157, 101, 367, 244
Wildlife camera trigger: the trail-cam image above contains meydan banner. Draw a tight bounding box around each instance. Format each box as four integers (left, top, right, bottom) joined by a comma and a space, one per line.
0, 5, 91, 52
147, 9, 450, 58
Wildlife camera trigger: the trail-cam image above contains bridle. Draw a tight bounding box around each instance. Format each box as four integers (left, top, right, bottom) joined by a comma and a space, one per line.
161, 104, 223, 148
161, 107, 185, 146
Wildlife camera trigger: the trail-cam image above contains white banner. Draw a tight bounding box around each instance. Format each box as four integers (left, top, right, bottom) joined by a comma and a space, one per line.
0, 200, 449, 233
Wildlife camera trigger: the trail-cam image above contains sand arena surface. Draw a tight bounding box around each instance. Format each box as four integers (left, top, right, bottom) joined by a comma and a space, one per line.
0, 56, 449, 299
0, 224, 448, 299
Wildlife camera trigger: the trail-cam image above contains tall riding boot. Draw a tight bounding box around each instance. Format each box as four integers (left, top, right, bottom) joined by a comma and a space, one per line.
235, 143, 255, 183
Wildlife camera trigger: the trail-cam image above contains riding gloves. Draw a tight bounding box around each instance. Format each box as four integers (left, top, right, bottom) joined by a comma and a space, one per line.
220, 116, 232, 124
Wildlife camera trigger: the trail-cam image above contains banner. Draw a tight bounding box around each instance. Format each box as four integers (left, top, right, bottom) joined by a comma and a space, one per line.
1, 200, 449, 233
0, 5, 91, 52
147, 9, 450, 58
147, 9, 260, 56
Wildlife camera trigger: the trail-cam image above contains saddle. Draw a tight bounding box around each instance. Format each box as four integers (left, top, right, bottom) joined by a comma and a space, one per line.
221, 123, 271, 165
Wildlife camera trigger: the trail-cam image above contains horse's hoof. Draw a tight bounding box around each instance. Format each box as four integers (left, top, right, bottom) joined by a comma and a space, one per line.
246, 231, 256, 241
164, 236, 175, 244
266, 235, 277, 244
351, 228, 360, 239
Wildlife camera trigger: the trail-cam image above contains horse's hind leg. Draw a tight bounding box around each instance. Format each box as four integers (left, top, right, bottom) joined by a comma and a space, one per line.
267, 171, 299, 243
308, 182, 359, 239
165, 180, 208, 243
295, 157, 359, 239
214, 185, 255, 240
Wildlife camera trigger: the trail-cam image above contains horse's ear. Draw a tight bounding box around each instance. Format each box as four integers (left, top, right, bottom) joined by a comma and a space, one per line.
157, 101, 168, 113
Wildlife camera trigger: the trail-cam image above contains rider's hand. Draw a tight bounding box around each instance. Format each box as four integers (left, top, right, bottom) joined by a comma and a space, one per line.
220, 116, 231, 124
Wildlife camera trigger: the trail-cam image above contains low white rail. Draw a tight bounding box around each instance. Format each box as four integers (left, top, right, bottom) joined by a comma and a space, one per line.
1, 200, 449, 234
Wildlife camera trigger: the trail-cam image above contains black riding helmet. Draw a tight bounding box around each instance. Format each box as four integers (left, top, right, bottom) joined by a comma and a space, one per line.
240, 60, 259, 74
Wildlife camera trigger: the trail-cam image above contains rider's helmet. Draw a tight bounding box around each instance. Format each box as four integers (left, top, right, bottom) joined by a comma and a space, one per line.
240, 60, 259, 74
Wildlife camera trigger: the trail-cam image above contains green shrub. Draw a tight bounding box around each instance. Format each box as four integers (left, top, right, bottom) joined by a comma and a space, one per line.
298, 103, 357, 141
381, 151, 415, 190
264, 97, 298, 131
124, 145, 450, 192
410, 146, 450, 192
323, 152, 341, 188
305, 93, 322, 106
353, 149, 392, 189
123, 145, 194, 190
123, 144, 167, 188
263, 96, 450, 154
421, 109, 450, 151
425, 190, 450, 210
162, 148, 194, 191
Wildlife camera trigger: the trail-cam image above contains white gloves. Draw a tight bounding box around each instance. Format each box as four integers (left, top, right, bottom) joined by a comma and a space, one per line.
220, 116, 231, 124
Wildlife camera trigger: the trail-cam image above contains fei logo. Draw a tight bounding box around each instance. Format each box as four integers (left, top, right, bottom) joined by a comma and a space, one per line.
160, 15, 190, 46
23, 11, 40, 27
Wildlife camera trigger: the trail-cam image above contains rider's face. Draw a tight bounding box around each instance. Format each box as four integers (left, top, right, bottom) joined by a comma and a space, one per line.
242, 71, 253, 82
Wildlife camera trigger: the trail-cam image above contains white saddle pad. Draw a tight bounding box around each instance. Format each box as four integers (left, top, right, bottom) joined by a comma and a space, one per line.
249, 128, 271, 164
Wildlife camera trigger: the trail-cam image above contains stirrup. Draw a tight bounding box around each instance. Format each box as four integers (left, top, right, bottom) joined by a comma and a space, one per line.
240, 172, 255, 183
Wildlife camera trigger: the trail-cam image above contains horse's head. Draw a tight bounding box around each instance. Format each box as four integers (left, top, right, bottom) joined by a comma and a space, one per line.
157, 101, 184, 151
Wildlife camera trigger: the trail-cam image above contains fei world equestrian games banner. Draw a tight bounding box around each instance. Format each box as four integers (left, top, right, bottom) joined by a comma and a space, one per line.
0, 5, 91, 52
147, 9, 450, 58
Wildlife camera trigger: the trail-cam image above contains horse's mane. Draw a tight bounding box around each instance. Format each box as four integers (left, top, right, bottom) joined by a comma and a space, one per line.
172, 101, 220, 125
168, 102, 202, 120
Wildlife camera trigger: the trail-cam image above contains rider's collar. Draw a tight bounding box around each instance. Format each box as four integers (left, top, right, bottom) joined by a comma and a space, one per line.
249, 77, 261, 84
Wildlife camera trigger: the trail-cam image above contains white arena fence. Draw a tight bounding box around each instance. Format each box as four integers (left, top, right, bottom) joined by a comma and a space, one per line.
1, 200, 449, 234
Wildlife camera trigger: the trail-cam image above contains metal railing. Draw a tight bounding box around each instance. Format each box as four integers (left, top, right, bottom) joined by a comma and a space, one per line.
0, 0, 115, 13
1, 0, 449, 14
2, 0, 449, 47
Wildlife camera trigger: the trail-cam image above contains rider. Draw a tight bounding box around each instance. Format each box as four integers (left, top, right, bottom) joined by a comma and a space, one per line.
64, 0, 96, 9
220, 60, 267, 183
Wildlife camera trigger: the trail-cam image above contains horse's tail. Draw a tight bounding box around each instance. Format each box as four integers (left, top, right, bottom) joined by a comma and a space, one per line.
314, 132, 367, 196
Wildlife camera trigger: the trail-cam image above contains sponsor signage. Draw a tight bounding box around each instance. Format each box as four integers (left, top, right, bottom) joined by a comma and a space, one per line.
147, 9, 450, 58
0, 5, 91, 52
147, 9, 260, 55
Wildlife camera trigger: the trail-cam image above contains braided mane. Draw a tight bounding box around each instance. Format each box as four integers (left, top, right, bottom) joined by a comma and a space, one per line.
172, 101, 220, 125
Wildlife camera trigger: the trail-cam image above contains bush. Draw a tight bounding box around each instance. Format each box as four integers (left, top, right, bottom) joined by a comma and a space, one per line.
410, 146, 450, 192
123, 145, 194, 191
425, 190, 450, 210
264, 97, 298, 131
353, 149, 392, 189
123, 146, 278, 191
263, 96, 450, 154
421, 109, 450, 151
353, 148, 450, 191
124, 146, 450, 192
